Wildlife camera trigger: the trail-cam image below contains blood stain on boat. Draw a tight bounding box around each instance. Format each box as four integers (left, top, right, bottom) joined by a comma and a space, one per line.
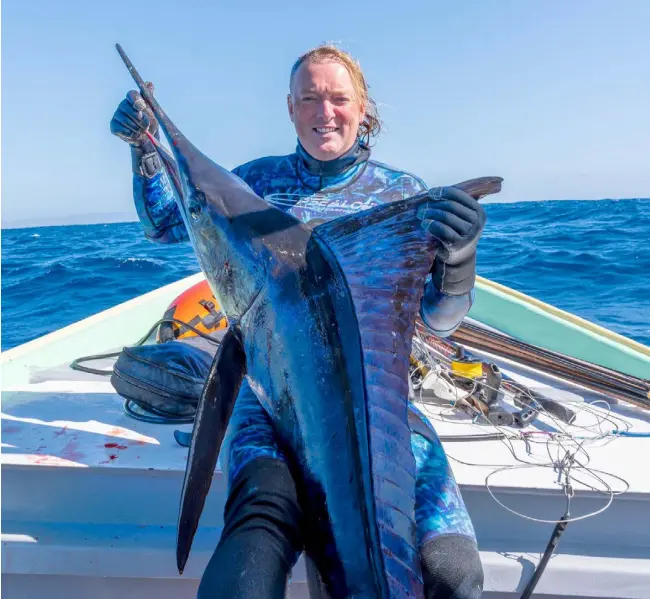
1, 425, 21, 434
104, 443, 128, 450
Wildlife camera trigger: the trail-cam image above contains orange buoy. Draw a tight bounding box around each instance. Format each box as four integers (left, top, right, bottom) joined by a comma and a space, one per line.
157, 279, 228, 342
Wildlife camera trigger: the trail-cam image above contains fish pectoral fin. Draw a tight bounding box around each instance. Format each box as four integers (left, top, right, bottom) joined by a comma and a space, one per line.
176, 327, 246, 575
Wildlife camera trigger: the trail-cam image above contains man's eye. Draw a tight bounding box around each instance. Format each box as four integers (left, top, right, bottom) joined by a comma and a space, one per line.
301, 96, 315, 102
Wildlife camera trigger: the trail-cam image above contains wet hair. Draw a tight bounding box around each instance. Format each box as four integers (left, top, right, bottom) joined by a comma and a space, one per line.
289, 43, 381, 146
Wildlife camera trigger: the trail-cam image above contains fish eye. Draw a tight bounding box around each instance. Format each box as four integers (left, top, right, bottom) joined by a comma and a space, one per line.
188, 200, 202, 220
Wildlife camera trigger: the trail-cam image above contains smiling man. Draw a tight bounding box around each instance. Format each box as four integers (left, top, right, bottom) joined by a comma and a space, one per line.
111, 43, 486, 599
288, 57, 366, 160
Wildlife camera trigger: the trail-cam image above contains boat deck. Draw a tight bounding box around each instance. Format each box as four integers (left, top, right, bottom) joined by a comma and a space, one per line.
2, 353, 650, 491
2, 348, 650, 599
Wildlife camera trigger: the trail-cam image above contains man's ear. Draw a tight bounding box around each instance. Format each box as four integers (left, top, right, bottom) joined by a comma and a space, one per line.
287, 94, 294, 123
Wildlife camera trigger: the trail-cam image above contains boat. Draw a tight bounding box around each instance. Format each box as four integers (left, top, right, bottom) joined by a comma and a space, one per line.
2, 272, 650, 598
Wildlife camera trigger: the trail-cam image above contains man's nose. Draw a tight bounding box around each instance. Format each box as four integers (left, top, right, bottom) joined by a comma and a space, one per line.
317, 100, 335, 120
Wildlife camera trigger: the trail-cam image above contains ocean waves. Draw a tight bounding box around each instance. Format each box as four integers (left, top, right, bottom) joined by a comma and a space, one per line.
2, 199, 649, 351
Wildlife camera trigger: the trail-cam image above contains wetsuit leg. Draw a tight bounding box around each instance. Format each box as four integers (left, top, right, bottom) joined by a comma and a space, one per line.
411, 412, 484, 599
197, 381, 303, 599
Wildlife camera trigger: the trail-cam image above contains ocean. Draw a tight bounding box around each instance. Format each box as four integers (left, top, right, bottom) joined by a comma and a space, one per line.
2, 199, 649, 352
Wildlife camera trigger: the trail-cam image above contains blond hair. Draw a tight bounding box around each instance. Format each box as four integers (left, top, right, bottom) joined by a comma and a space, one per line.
289, 44, 381, 146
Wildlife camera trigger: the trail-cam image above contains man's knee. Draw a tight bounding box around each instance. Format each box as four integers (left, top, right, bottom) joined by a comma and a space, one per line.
221, 457, 303, 559
420, 535, 484, 599
198, 458, 304, 599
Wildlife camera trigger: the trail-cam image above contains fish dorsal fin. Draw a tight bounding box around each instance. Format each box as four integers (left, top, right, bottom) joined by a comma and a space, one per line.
310, 179, 500, 595
312, 175, 503, 354
312, 192, 437, 596
314, 192, 437, 353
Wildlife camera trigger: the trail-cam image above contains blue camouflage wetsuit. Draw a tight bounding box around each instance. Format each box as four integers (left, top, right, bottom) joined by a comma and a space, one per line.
133, 139, 482, 598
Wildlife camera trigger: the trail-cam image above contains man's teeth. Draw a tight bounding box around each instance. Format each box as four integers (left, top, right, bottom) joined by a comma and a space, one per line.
315, 127, 337, 133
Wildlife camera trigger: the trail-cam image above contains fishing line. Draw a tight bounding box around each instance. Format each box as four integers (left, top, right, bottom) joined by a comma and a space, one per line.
484, 462, 629, 524
411, 330, 632, 522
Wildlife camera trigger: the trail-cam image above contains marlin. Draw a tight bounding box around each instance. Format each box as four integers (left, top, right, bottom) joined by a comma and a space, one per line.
116, 44, 502, 598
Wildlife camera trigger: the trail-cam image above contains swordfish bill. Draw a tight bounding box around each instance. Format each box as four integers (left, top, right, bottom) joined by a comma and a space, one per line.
116, 43, 499, 597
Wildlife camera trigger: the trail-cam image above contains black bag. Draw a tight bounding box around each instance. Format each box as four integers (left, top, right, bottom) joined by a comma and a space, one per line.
110, 335, 220, 423
71, 318, 223, 425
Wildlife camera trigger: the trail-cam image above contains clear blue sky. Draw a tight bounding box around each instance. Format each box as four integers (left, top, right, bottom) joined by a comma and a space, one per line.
2, 0, 649, 225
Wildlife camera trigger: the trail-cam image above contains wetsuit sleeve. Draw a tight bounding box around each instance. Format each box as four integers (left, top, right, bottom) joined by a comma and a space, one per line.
420, 283, 474, 338
132, 150, 254, 244
420, 251, 476, 337
130, 138, 189, 244
133, 168, 189, 244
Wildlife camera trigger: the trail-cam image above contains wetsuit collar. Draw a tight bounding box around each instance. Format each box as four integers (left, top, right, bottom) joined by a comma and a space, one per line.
296, 138, 370, 177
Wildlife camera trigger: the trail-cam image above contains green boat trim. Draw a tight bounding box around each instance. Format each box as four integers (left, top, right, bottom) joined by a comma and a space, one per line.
471, 276, 650, 380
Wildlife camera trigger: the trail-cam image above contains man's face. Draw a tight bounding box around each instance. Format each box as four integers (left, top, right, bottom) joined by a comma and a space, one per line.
288, 60, 366, 161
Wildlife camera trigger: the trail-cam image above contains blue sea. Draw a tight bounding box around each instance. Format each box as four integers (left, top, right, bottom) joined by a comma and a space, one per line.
2, 199, 649, 352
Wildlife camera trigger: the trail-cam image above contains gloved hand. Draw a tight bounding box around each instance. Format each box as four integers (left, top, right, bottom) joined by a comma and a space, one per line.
417, 186, 486, 265
110, 86, 162, 178
110, 86, 159, 147
417, 186, 487, 295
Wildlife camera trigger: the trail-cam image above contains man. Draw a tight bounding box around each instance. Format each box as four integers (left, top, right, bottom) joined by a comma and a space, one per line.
111, 44, 486, 598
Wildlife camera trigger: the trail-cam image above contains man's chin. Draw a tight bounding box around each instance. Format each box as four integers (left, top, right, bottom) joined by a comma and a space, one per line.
311, 142, 344, 161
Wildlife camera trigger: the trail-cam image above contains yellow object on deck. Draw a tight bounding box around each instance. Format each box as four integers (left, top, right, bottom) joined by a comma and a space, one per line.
450, 359, 483, 379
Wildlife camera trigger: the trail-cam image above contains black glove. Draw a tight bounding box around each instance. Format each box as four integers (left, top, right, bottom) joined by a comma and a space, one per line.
110, 88, 159, 145
417, 186, 486, 264
417, 186, 487, 295
110, 87, 162, 178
